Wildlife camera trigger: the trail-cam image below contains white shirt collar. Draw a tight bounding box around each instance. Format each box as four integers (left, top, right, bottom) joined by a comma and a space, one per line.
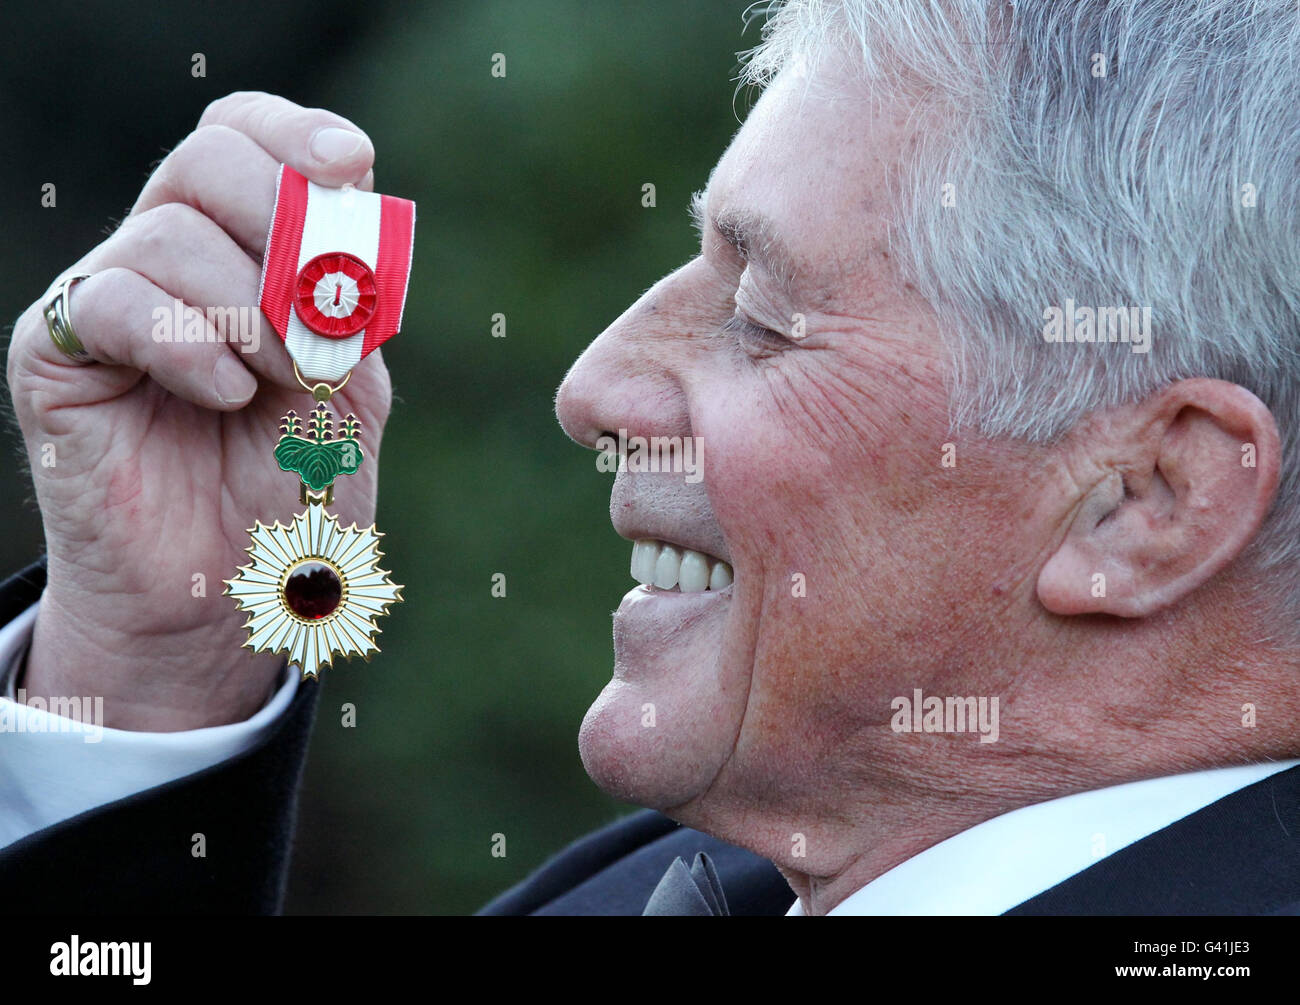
788, 758, 1300, 915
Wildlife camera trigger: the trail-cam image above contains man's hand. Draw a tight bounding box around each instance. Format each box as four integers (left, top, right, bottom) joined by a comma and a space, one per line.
7, 92, 390, 730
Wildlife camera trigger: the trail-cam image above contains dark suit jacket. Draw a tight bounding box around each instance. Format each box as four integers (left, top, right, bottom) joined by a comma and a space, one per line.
2, 561, 1297, 915
480, 769, 1300, 915
0, 561, 319, 914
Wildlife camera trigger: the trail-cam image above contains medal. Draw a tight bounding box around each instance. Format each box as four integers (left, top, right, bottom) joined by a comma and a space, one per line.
224, 165, 415, 680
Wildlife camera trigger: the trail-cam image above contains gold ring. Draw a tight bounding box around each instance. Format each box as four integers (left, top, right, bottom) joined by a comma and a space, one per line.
292, 360, 351, 402
42, 273, 93, 364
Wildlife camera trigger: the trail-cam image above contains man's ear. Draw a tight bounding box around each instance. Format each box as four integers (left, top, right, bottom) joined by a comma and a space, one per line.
1037, 379, 1280, 618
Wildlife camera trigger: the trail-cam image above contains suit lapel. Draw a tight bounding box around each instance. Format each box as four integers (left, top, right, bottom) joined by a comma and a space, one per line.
1008, 763, 1300, 915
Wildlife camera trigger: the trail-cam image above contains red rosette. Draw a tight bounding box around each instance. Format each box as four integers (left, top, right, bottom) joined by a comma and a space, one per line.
294, 251, 378, 338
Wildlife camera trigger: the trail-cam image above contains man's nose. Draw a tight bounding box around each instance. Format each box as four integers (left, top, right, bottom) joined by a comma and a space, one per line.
555, 268, 698, 450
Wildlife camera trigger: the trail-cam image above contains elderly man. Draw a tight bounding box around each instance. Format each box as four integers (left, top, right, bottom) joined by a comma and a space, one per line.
3, 0, 1299, 916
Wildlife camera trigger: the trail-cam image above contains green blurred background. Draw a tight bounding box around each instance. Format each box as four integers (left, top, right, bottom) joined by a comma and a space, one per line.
0, 0, 758, 912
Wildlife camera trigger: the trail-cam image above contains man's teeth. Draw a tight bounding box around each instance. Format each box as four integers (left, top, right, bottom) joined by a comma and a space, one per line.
630, 539, 733, 593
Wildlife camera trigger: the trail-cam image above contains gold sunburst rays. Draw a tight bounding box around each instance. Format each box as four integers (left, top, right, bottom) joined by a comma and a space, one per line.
224, 502, 403, 679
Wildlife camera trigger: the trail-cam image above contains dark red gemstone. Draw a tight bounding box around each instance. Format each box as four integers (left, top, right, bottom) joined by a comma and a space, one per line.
284, 562, 342, 620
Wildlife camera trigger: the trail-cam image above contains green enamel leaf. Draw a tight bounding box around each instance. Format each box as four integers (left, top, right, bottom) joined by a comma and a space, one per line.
332, 438, 364, 477
275, 437, 363, 492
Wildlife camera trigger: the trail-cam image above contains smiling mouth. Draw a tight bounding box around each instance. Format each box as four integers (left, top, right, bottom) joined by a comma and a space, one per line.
630, 539, 734, 593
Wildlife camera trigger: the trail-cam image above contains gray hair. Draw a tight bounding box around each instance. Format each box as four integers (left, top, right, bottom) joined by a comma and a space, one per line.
741, 0, 1300, 637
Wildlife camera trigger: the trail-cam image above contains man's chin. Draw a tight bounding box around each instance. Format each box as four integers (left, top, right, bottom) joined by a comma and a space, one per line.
577, 680, 723, 810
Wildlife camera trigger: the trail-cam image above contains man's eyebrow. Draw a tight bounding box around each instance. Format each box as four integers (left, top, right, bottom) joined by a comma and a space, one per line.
690, 189, 800, 297
689, 189, 708, 238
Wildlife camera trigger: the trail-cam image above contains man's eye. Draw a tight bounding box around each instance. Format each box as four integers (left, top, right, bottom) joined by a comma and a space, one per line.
719, 313, 789, 353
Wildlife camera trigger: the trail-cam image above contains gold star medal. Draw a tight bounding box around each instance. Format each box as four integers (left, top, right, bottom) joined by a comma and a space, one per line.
224, 165, 415, 679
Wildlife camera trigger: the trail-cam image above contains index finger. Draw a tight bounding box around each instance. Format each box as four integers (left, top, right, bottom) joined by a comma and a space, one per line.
198, 91, 375, 188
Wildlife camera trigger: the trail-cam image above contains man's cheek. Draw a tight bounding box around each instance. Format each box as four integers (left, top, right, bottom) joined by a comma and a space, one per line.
703, 393, 833, 491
